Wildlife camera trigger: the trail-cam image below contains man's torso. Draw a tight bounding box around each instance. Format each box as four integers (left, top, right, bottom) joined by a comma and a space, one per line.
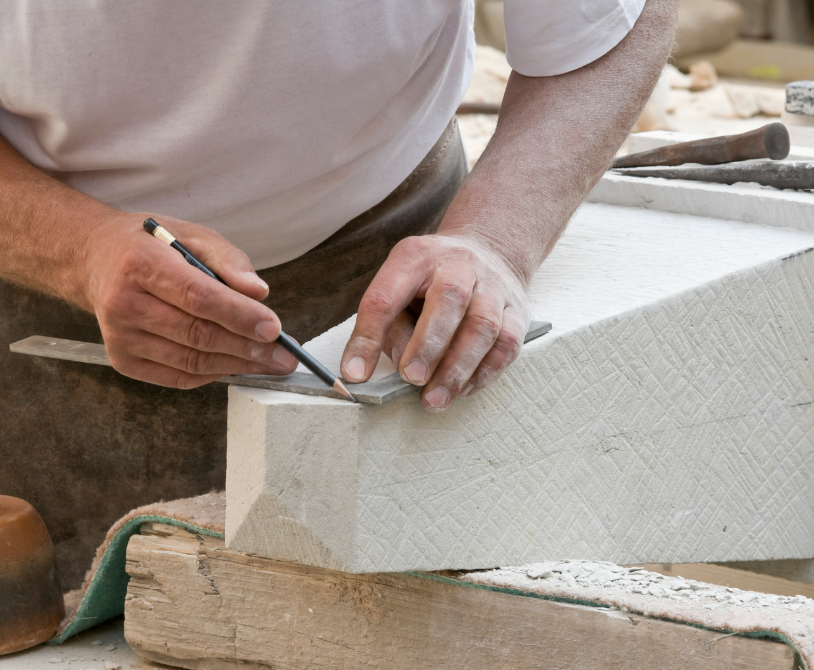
0, 1, 474, 268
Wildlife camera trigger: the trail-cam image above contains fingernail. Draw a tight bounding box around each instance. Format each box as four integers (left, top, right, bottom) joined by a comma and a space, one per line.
391, 347, 401, 366
344, 356, 366, 382
403, 360, 427, 385
424, 387, 450, 411
460, 383, 475, 397
255, 320, 279, 342
246, 273, 269, 290
273, 346, 296, 368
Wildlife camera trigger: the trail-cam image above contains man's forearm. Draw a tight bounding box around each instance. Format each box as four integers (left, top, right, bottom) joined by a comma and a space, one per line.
440, 0, 678, 284
0, 135, 122, 309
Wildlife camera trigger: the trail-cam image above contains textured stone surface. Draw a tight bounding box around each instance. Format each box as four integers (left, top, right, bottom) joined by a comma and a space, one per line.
226, 196, 814, 573
786, 80, 814, 116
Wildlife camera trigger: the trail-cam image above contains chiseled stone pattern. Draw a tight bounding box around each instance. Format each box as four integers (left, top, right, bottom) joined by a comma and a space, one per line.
786, 80, 814, 116
227, 202, 814, 573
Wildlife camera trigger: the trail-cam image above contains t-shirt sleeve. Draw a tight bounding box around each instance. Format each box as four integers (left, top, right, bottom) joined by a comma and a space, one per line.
504, 0, 646, 77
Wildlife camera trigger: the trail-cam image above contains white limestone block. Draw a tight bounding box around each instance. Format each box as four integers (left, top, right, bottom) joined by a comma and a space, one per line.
226, 198, 814, 573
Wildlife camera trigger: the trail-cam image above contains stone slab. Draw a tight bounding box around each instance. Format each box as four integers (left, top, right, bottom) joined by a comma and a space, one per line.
226, 199, 814, 573
587, 171, 814, 230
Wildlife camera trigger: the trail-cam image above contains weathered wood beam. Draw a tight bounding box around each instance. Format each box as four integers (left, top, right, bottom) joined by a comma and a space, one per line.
124, 524, 795, 670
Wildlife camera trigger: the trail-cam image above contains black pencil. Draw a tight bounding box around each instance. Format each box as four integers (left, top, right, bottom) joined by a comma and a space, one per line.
143, 218, 357, 402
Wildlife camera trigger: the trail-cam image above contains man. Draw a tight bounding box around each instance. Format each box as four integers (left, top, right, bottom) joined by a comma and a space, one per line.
0, 1, 677, 587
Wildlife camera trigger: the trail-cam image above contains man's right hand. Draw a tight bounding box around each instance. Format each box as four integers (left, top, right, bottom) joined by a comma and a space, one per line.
81, 213, 297, 388
0, 134, 293, 389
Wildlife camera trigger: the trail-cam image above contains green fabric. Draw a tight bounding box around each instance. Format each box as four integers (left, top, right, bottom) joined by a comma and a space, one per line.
50, 515, 224, 644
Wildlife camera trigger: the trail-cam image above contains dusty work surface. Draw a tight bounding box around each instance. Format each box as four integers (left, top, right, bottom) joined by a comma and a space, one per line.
0, 618, 160, 670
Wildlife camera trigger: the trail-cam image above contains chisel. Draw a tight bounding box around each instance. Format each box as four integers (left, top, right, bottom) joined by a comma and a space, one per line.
612, 160, 814, 191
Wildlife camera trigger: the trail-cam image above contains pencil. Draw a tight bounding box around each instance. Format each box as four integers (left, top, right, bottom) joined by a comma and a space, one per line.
142, 218, 357, 402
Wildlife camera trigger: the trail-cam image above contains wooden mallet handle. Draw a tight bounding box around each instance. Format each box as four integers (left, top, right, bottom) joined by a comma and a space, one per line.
613, 123, 790, 168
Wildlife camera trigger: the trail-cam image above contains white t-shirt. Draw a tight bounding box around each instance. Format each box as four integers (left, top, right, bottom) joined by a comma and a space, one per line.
0, 1, 644, 269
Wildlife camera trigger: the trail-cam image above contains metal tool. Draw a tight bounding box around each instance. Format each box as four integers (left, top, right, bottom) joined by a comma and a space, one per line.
613, 123, 790, 169
9, 321, 552, 405
612, 160, 814, 191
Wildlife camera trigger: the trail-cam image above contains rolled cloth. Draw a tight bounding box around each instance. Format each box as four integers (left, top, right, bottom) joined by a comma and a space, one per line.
0, 119, 467, 590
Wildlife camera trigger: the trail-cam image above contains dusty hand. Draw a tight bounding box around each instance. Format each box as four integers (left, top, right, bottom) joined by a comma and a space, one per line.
341, 234, 530, 411
82, 213, 297, 388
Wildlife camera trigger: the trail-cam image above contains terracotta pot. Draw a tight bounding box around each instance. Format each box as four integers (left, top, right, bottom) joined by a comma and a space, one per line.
0, 496, 65, 654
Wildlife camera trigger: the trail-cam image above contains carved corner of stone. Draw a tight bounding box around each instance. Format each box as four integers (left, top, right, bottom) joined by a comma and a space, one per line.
226, 386, 360, 571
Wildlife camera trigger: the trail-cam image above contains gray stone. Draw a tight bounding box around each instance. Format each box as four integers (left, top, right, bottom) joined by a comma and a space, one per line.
786, 80, 814, 116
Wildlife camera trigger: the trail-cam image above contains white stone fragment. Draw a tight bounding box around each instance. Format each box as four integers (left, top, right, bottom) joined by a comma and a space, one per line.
526, 564, 552, 579
227, 194, 814, 573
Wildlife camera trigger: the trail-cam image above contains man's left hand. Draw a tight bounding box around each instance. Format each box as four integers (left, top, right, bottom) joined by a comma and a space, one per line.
341, 233, 530, 412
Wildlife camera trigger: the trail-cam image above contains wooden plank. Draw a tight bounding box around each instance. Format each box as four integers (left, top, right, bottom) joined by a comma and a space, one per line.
124, 524, 795, 670
644, 562, 814, 600
9, 322, 551, 405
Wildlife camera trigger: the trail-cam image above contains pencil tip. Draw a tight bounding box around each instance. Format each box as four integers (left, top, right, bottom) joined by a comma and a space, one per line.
334, 379, 359, 403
